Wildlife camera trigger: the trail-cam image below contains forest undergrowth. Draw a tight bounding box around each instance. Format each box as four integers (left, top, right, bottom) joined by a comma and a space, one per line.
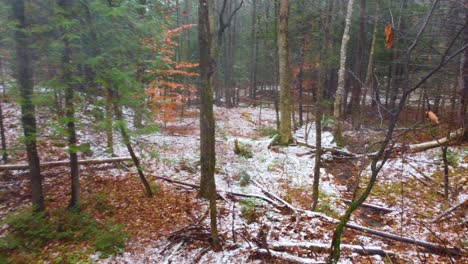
0, 101, 466, 263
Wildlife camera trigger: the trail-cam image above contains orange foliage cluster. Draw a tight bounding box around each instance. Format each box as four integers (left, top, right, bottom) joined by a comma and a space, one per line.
385, 24, 393, 49
143, 24, 198, 123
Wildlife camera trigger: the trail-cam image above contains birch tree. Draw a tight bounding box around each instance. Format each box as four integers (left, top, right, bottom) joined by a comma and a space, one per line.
333, 0, 354, 119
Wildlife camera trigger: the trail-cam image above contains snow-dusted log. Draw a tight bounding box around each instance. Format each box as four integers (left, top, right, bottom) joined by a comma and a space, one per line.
251, 179, 297, 213
298, 210, 461, 256
430, 199, 467, 223
341, 199, 394, 213
153, 175, 287, 211
343, 222, 462, 256
254, 248, 326, 264
407, 128, 463, 152
270, 242, 394, 257
296, 142, 357, 158
0, 157, 132, 171
154, 176, 462, 256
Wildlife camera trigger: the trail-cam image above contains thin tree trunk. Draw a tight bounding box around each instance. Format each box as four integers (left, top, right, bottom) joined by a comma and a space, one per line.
198, 0, 220, 251
459, 7, 468, 139
250, 0, 258, 102
58, 0, 81, 209
112, 91, 153, 198
105, 86, 114, 155
12, 0, 45, 212
277, 0, 292, 145
297, 37, 305, 127
333, 0, 354, 119
350, 0, 366, 129
363, 1, 379, 109
441, 144, 450, 199
312, 77, 322, 211
274, 0, 280, 130
0, 58, 8, 162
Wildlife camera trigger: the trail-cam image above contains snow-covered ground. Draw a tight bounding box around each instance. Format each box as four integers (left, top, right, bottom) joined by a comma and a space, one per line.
1, 102, 466, 263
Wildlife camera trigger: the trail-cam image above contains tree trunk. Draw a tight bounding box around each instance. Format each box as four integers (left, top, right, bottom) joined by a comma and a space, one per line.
105, 86, 114, 155
249, 0, 259, 103
363, 1, 379, 108
350, 0, 366, 129
277, 0, 292, 145
112, 91, 153, 198
12, 0, 45, 212
297, 37, 305, 127
333, 0, 354, 119
0, 58, 8, 162
459, 8, 468, 139
58, 0, 81, 209
312, 77, 322, 211
198, 0, 220, 251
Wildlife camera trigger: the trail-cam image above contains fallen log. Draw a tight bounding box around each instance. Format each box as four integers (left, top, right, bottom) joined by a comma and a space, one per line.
408, 128, 463, 153
341, 199, 394, 213
344, 222, 462, 256
152, 175, 287, 211
296, 142, 357, 158
297, 211, 462, 256
0, 157, 132, 171
430, 199, 467, 223
270, 241, 394, 257
154, 175, 462, 257
254, 248, 326, 264
251, 179, 297, 213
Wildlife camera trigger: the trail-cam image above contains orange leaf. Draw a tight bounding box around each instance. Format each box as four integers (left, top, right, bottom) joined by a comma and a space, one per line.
425, 111, 439, 125
385, 24, 393, 49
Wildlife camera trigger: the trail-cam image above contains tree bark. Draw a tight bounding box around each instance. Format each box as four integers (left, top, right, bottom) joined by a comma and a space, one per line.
350, 0, 366, 129
58, 0, 81, 210
459, 6, 468, 139
0, 58, 8, 162
277, 0, 292, 145
111, 91, 152, 198
250, 0, 258, 102
198, 0, 220, 251
363, 0, 379, 108
333, 0, 354, 119
12, 0, 45, 212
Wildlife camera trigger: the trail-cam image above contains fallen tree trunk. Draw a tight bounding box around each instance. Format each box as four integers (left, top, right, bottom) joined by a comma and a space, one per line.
343, 222, 462, 256
0, 157, 132, 171
296, 142, 357, 158
270, 242, 394, 257
251, 179, 297, 213
430, 199, 467, 223
408, 128, 463, 153
254, 248, 326, 264
341, 199, 394, 213
154, 175, 463, 256
152, 175, 287, 211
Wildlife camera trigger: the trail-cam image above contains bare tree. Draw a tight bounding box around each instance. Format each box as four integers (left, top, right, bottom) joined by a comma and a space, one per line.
333, 0, 354, 119
329, 1, 468, 262
198, 0, 220, 251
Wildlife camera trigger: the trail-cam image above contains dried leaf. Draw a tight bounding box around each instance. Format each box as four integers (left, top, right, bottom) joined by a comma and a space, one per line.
385, 24, 393, 49
425, 111, 439, 125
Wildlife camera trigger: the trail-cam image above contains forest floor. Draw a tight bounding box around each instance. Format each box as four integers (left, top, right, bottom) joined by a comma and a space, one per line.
0, 101, 467, 263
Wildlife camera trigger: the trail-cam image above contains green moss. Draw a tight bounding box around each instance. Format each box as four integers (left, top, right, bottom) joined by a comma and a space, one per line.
0, 207, 128, 261
258, 127, 278, 138
240, 199, 261, 224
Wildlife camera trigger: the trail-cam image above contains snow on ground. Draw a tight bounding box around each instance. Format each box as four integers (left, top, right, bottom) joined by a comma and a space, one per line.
1, 101, 466, 263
